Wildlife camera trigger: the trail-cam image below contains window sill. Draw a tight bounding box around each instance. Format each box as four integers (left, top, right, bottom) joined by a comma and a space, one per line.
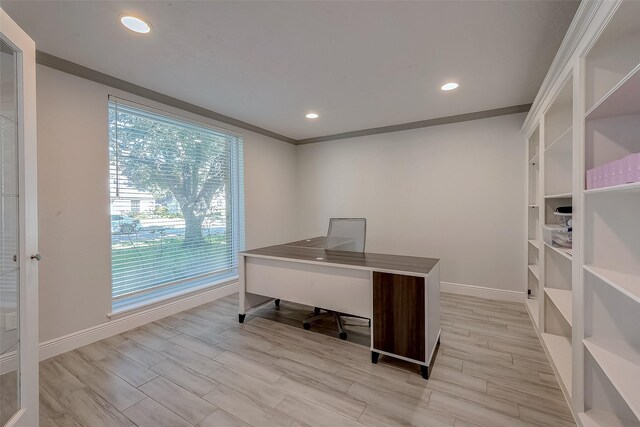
108, 275, 238, 320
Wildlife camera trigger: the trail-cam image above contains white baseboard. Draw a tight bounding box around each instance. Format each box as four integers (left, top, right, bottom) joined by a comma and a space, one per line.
441, 281, 526, 303
0, 282, 238, 375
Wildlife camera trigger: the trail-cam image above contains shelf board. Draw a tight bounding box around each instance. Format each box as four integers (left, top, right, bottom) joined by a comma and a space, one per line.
586, 62, 640, 120
584, 265, 640, 305
544, 242, 572, 261
585, 182, 640, 195
584, 338, 640, 420
528, 265, 540, 280
544, 288, 572, 326
544, 192, 572, 199
528, 239, 540, 250
525, 297, 539, 328
580, 410, 640, 427
541, 333, 572, 397
545, 127, 572, 153
528, 204, 539, 208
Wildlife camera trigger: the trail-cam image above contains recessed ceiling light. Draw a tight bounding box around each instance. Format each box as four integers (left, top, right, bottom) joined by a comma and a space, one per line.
121, 16, 151, 34
441, 82, 459, 91
305, 112, 319, 119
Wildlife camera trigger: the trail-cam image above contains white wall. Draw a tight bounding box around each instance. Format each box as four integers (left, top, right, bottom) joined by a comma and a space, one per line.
35, 64, 525, 345
36, 66, 298, 342
296, 114, 526, 295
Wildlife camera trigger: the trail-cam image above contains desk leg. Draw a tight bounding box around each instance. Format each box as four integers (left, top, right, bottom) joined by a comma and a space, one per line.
238, 255, 246, 323
420, 365, 429, 380
371, 351, 380, 364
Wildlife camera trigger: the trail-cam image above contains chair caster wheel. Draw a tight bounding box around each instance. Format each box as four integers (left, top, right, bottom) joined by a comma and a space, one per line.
339, 332, 347, 340
314, 307, 321, 315
303, 322, 311, 330
275, 299, 280, 308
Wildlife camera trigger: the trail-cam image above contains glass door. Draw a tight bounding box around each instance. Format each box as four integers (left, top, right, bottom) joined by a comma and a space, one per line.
0, 8, 38, 427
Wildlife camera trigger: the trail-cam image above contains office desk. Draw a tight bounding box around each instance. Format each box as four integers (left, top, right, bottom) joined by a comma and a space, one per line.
238, 237, 441, 378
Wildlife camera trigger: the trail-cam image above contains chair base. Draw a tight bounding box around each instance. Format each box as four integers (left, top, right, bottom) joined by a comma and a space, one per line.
303, 309, 370, 340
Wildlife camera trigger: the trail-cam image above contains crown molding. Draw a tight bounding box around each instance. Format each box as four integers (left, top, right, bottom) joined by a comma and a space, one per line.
37, 50, 531, 145
36, 51, 298, 144
297, 104, 531, 145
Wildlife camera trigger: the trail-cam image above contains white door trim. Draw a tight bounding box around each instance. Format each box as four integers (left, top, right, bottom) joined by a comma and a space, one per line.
1, 7, 39, 427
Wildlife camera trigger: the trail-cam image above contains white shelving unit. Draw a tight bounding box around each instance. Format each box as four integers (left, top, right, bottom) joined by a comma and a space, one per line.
525, 126, 541, 315
522, 2, 640, 425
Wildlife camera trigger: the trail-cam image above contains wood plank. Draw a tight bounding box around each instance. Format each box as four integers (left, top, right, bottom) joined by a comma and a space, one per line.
149, 359, 218, 397
138, 377, 216, 425
202, 384, 294, 427
123, 398, 193, 427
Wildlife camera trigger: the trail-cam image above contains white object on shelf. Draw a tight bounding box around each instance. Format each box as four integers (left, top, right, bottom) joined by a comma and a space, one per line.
544, 192, 573, 199
584, 338, 640, 420
584, 265, 640, 305
544, 288, 572, 326
528, 265, 540, 280
542, 333, 572, 397
542, 224, 570, 246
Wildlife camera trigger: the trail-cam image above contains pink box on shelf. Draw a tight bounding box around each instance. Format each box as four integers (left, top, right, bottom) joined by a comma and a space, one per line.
615, 157, 626, 186
595, 165, 603, 189
586, 168, 594, 189
603, 161, 613, 187
627, 152, 640, 184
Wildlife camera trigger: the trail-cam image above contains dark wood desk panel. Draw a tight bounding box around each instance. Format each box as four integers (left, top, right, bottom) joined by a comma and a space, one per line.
242, 237, 439, 275
373, 272, 426, 362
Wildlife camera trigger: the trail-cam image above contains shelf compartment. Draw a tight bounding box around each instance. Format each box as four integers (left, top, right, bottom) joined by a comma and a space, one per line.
585, 182, 640, 195
545, 77, 573, 146
584, 352, 640, 427
545, 127, 572, 153
525, 297, 539, 329
544, 288, 572, 327
544, 244, 572, 292
584, 274, 640, 412
544, 242, 572, 261
584, 265, 640, 305
580, 409, 640, 427
585, 193, 640, 279
584, 338, 640, 420
541, 333, 572, 398
585, 0, 640, 112
528, 239, 540, 250
586, 62, 640, 120
528, 265, 540, 280
528, 126, 540, 162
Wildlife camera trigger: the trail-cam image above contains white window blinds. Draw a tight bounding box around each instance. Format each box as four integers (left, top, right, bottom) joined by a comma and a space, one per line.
108, 98, 244, 304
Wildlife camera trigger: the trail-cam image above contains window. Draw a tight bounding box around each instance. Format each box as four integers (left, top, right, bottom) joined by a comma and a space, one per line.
108, 98, 244, 308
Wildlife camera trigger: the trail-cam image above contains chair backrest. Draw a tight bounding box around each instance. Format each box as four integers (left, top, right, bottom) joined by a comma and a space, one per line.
325, 218, 366, 252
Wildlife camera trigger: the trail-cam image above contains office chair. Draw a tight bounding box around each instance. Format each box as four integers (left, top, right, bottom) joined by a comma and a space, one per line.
302, 218, 368, 340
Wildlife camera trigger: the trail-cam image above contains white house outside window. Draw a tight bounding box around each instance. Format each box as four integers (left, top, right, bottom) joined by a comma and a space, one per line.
108, 98, 244, 308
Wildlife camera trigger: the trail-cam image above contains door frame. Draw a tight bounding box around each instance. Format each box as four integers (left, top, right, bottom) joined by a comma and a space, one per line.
1, 7, 39, 427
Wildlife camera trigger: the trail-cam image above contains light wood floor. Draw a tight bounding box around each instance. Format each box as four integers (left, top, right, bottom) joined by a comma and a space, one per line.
38, 292, 576, 427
